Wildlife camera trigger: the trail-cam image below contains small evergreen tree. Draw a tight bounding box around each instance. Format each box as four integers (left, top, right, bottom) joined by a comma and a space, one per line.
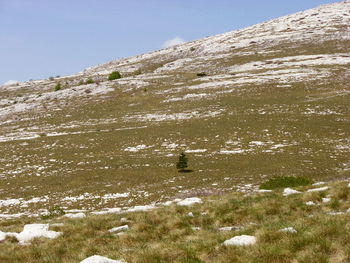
108, 71, 121, 80
176, 152, 188, 172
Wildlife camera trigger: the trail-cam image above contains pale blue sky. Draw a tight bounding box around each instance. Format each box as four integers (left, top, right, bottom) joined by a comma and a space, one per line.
0, 0, 339, 84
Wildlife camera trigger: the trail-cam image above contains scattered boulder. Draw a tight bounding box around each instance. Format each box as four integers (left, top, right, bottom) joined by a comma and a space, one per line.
80, 255, 125, 263
307, 186, 329, 192
108, 225, 129, 233
312, 182, 326, 186
127, 205, 155, 212
322, 198, 331, 203
120, 217, 128, 223
218, 226, 241, 231
162, 201, 174, 206
15, 224, 62, 244
64, 213, 86, 219
257, 189, 273, 193
91, 208, 121, 215
0, 231, 7, 242
283, 188, 301, 196
223, 235, 256, 246
177, 197, 202, 206
305, 201, 316, 206
279, 227, 297, 233
327, 211, 344, 216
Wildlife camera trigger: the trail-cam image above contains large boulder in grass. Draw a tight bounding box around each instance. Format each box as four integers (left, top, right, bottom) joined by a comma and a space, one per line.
14, 224, 61, 244
0, 231, 6, 242
223, 235, 257, 246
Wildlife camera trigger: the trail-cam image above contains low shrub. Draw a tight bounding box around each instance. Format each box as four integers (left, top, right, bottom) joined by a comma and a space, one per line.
134, 69, 142, 75
108, 71, 121, 80
260, 176, 313, 190
85, 78, 94, 84
54, 82, 61, 91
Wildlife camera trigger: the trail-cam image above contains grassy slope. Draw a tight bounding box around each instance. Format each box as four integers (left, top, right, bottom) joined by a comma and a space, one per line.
0, 180, 350, 262
1, 71, 349, 213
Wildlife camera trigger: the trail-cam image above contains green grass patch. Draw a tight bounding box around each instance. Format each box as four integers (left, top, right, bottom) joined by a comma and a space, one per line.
260, 176, 313, 190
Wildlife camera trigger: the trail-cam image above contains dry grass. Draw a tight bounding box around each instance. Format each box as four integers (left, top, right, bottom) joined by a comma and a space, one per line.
0, 180, 350, 262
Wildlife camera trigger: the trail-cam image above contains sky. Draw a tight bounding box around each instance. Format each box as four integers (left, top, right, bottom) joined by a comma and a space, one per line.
0, 0, 340, 84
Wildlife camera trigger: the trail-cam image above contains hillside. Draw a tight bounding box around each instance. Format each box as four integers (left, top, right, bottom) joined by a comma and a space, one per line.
0, 0, 349, 222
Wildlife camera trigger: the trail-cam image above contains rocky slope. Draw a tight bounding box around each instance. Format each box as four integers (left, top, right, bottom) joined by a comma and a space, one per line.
0, 1, 349, 218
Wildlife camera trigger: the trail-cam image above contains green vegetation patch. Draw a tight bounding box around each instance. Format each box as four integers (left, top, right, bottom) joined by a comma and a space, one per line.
85, 78, 94, 84
260, 176, 314, 190
54, 82, 62, 91
108, 71, 121, 80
